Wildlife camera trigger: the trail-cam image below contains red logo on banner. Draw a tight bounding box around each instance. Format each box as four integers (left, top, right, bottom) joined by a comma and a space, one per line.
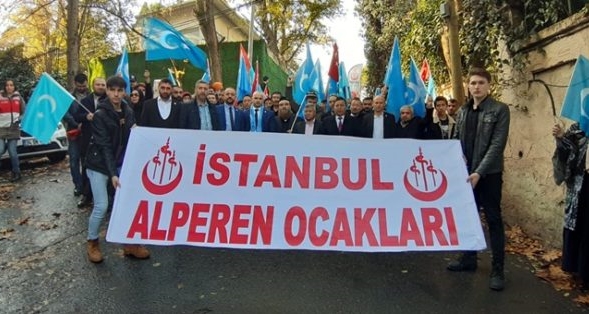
141, 138, 183, 195
403, 147, 447, 202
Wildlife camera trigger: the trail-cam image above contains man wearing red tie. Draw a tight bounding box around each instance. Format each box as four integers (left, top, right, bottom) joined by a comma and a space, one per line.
323, 97, 360, 137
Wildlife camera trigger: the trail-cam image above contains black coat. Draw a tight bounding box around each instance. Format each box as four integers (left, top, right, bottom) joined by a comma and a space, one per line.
361, 112, 397, 138
292, 119, 325, 135
140, 98, 182, 128
179, 101, 221, 130
323, 114, 361, 137
85, 100, 136, 178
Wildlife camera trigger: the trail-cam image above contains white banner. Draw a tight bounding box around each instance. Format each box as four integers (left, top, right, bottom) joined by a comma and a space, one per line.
106, 127, 486, 252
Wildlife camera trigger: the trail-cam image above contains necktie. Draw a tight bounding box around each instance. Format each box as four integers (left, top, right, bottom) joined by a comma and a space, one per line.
255, 109, 259, 129
229, 106, 235, 129
337, 116, 343, 132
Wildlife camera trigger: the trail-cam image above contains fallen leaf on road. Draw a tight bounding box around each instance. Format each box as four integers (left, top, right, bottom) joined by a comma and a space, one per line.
17, 217, 30, 225
541, 250, 561, 263
52, 213, 61, 218
573, 293, 589, 305
153, 262, 161, 267
177, 283, 184, 289
0, 227, 15, 240
37, 222, 58, 230
535, 265, 574, 291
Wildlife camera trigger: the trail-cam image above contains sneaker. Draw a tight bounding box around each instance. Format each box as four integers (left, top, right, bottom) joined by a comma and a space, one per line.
77, 195, 93, 208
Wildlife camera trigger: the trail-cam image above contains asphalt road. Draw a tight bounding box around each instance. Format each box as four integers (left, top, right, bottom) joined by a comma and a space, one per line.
0, 160, 586, 313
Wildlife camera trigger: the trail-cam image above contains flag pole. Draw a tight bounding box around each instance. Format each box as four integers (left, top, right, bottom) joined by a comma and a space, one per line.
288, 95, 307, 134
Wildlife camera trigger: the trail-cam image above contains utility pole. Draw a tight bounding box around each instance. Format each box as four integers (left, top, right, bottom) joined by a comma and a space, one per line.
444, 0, 465, 105
247, 2, 255, 61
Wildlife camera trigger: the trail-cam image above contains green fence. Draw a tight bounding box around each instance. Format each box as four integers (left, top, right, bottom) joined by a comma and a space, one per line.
101, 40, 288, 94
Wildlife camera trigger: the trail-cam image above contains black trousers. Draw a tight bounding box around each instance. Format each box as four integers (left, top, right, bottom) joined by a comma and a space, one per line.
562, 172, 589, 285
464, 172, 505, 268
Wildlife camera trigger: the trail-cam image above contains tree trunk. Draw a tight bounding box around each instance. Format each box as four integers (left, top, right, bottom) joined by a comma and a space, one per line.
195, 0, 222, 84
66, 0, 80, 90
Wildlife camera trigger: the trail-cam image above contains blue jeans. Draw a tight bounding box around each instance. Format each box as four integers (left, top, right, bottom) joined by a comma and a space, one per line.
0, 139, 19, 174
87, 169, 109, 240
68, 138, 82, 191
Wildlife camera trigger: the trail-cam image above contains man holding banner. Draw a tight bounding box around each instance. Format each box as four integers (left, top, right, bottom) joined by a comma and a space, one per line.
84, 76, 149, 263
449, 68, 510, 291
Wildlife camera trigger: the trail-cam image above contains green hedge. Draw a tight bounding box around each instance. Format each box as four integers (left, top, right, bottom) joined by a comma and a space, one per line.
101, 40, 288, 94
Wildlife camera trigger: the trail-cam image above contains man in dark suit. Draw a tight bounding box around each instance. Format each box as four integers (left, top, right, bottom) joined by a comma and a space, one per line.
293, 103, 324, 135
216, 87, 239, 131
362, 95, 396, 138
75, 77, 106, 208
179, 80, 221, 130
236, 91, 278, 132
323, 97, 361, 137
140, 78, 182, 128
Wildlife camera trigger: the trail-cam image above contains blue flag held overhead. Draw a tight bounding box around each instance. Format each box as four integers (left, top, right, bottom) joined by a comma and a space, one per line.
561, 55, 589, 134
144, 17, 208, 70
21, 73, 74, 144
405, 58, 427, 118
383, 37, 406, 116
201, 59, 211, 84
293, 44, 314, 105
115, 48, 130, 94
338, 61, 351, 100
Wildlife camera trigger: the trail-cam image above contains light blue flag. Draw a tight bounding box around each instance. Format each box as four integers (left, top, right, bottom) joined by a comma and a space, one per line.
338, 62, 351, 100
144, 17, 208, 70
310, 59, 325, 103
405, 58, 427, 118
293, 44, 314, 105
561, 55, 589, 134
167, 68, 178, 86
201, 59, 211, 83
21, 73, 74, 144
383, 37, 406, 116
236, 48, 252, 101
427, 75, 437, 99
115, 48, 130, 94
298, 59, 325, 120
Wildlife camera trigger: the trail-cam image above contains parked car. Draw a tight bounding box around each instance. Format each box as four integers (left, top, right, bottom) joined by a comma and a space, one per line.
0, 122, 69, 163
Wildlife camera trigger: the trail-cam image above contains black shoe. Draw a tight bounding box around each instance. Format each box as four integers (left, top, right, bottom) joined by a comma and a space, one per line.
77, 196, 93, 208
74, 188, 82, 197
447, 258, 477, 272
489, 271, 505, 291
9, 172, 21, 182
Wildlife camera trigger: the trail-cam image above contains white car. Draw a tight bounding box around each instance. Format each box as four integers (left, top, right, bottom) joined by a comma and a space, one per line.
1, 122, 69, 163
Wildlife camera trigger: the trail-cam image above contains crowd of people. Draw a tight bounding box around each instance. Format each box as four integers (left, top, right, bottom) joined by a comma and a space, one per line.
35, 65, 585, 293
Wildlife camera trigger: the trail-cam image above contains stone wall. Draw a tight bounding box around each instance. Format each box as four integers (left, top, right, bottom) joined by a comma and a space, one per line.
499, 12, 589, 246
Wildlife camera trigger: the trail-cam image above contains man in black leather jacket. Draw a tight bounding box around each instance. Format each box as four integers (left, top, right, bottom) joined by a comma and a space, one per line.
447, 67, 510, 292
84, 76, 149, 263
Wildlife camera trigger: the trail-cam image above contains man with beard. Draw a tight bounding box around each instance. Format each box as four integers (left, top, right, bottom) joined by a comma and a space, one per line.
362, 96, 373, 114
172, 86, 183, 103
180, 80, 220, 130
75, 77, 107, 208
236, 91, 278, 132
395, 105, 429, 139
293, 103, 324, 135
64, 73, 89, 196
275, 98, 300, 133
348, 97, 365, 119
217, 87, 241, 131
140, 78, 181, 128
